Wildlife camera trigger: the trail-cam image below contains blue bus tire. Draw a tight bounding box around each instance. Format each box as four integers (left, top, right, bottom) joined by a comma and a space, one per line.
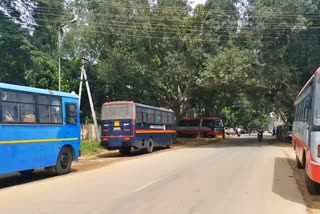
146, 141, 154, 153
55, 147, 72, 175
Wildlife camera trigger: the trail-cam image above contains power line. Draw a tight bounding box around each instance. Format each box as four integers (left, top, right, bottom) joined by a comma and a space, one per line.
1, 11, 319, 34
33, 1, 320, 17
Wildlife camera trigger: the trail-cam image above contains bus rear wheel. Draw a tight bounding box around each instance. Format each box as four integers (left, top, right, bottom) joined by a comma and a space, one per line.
305, 172, 320, 195
146, 141, 153, 153
119, 147, 131, 156
19, 169, 34, 176
55, 147, 72, 175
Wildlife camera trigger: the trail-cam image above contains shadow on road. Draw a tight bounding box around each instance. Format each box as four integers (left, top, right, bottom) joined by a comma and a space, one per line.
0, 168, 78, 189
97, 147, 169, 159
284, 153, 320, 212
272, 157, 305, 205
184, 135, 292, 149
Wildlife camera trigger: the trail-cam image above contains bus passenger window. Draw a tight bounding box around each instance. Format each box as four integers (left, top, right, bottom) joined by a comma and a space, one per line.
3, 112, 15, 122
23, 114, 36, 123
39, 105, 50, 123
2, 102, 19, 123
155, 115, 161, 123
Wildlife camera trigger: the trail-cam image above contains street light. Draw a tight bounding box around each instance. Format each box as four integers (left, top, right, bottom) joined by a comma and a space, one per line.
58, 18, 77, 91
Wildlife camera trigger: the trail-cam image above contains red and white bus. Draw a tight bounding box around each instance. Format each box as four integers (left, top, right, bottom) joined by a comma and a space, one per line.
293, 67, 320, 194
176, 118, 201, 137
177, 117, 224, 138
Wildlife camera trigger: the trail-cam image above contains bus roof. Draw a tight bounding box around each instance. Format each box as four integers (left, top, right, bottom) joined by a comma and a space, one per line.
296, 67, 320, 99
0, 82, 78, 98
102, 101, 174, 113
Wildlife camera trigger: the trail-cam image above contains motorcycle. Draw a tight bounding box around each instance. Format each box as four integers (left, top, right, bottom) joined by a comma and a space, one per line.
258, 131, 263, 142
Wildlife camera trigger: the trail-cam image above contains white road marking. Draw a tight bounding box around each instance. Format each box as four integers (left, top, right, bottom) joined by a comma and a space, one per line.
133, 178, 162, 192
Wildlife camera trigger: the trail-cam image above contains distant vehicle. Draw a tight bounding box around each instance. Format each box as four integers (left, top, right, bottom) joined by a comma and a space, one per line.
293, 68, 320, 194
0, 83, 80, 176
100, 101, 176, 155
176, 117, 201, 137
177, 117, 224, 138
287, 125, 292, 142
201, 117, 224, 138
257, 128, 264, 142
224, 127, 235, 135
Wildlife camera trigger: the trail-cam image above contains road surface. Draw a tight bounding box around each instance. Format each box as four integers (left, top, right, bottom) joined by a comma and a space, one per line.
0, 134, 306, 214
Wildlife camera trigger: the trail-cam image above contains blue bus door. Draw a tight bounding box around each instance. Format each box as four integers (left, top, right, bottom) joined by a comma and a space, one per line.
63, 100, 79, 140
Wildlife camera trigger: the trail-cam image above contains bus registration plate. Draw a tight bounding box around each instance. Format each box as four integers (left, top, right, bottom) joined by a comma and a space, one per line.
114, 121, 120, 127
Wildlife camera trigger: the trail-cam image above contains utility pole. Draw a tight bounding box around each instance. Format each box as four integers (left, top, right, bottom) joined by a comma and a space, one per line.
79, 57, 100, 142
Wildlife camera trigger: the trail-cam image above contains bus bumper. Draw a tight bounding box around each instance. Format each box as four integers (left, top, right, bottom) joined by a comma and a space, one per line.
307, 151, 320, 184
100, 139, 132, 150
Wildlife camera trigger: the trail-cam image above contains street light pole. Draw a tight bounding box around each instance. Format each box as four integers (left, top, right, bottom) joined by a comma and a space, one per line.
58, 19, 77, 91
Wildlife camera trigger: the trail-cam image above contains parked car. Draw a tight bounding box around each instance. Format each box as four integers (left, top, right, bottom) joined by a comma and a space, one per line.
276, 124, 292, 143
224, 127, 235, 135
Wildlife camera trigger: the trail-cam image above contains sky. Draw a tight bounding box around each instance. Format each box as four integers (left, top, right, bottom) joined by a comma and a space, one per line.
190, 0, 206, 8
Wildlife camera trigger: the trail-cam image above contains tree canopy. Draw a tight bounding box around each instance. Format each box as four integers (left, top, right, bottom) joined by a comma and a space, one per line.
1, 0, 320, 127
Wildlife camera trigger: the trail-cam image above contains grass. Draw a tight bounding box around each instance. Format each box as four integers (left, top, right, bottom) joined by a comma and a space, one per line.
80, 141, 105, 156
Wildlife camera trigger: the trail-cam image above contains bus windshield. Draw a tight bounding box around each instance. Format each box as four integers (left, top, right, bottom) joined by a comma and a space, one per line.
101, 104, 134, 120
202, 119, 223, 128
178, 120, 200, 127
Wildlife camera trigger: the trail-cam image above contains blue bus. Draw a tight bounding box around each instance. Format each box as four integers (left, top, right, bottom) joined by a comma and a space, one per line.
0, 83, 80, 176
100, 101, 175, 155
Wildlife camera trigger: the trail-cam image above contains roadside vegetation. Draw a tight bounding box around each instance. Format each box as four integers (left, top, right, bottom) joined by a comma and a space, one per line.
80, 141, 105, 156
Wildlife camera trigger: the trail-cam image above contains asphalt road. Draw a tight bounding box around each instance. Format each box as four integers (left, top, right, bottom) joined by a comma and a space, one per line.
0, 134, 307, 214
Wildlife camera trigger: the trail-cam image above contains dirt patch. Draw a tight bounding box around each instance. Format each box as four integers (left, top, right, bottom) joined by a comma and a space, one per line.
283, 146, 320, 214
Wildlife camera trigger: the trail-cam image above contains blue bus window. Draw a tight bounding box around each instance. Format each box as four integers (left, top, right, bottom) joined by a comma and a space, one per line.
38, 95, 50, 105
2, 102, 19, 123
66, 103, 77, 124
162, 112, 168, 124
20, 93, 36, 123
38, 105, 50, 123
3, 91, 18, 102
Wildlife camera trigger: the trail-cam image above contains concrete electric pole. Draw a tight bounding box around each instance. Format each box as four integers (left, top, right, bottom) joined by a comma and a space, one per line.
79, 57, 100, 142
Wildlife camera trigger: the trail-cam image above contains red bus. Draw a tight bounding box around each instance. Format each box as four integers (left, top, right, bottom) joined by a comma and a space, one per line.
293, 68, 320, 194
176, 118, 201, 137
201, 117, 224, 138
177, 117, 224, 138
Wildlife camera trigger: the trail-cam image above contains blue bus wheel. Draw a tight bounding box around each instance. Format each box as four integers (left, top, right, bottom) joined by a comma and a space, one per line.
55, 147, 72, 175
146, 141, 153, 153
19, 169, 34, 176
